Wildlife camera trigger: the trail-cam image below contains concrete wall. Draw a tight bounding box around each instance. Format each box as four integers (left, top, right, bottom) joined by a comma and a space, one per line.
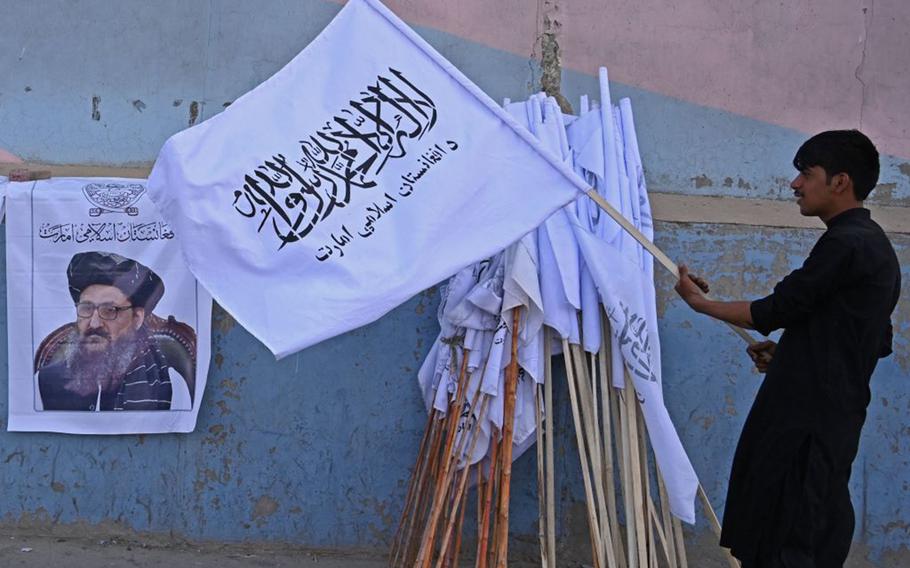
1, 0, 908, 564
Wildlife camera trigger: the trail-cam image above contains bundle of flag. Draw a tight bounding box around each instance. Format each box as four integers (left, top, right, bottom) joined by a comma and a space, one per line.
398, 81, 701, 568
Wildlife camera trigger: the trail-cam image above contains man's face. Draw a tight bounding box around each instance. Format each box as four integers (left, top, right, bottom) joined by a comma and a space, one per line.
75, 284, 145, 353
790, 165, 836, 217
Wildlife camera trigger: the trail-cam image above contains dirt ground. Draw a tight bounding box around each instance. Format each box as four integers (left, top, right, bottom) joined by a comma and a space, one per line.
0, 528, 904, 567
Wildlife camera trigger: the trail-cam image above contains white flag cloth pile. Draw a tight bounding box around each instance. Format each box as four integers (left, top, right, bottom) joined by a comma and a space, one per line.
420, 74, 698, 523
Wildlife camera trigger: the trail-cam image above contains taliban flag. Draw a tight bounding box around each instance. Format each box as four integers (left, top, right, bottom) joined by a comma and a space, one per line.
147, 0, 586, 357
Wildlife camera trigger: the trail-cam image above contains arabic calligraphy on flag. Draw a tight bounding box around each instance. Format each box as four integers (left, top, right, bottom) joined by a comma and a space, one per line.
147, 0, 586, 358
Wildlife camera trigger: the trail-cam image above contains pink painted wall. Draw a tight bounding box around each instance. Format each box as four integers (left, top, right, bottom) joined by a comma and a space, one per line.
372, 0, 910, 160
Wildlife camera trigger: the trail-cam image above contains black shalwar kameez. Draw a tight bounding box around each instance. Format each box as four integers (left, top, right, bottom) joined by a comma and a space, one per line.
719, 208, 901, 568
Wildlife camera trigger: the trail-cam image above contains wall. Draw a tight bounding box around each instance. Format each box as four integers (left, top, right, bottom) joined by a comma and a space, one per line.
0, 0, 907, 564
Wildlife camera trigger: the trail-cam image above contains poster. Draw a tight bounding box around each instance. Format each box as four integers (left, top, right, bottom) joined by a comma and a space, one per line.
5, 178, 212, 434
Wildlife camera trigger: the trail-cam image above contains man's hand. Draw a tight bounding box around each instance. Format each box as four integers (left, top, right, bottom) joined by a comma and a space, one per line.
746, 340, 776, 373
675, 265, 710, 308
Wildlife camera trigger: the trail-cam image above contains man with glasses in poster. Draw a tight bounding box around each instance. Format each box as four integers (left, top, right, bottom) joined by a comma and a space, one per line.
37, 251, 177, 411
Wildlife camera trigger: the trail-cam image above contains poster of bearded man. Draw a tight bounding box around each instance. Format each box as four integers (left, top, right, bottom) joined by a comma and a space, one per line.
5, 177, 212, 434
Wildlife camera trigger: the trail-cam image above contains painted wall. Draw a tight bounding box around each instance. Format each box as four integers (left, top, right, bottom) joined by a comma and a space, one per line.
0, 0, 907, 564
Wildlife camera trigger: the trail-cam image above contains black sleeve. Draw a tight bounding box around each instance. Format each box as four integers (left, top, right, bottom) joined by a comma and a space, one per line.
750, 232, 854, 336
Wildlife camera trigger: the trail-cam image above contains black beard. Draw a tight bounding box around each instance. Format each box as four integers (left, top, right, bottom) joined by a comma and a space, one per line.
61, 329, 142, 398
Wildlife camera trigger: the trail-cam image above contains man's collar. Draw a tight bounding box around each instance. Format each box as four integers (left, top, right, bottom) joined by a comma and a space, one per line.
826, 207, 870, 228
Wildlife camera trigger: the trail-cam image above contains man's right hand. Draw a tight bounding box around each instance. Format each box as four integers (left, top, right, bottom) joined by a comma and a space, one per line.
746, 340, 776, 373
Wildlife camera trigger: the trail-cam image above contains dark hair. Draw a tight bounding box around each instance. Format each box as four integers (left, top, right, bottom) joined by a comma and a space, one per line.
792, 130, 880, 200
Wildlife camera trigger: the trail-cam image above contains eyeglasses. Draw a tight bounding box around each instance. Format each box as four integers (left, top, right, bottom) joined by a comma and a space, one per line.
75, 302, 134, 321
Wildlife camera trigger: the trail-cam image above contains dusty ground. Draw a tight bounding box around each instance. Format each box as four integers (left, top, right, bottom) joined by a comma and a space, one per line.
0, 528, 904, 567
0, 532, 387, 568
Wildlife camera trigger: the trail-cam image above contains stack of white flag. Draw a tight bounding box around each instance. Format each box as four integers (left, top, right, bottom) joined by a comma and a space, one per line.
419, 75, 698, 523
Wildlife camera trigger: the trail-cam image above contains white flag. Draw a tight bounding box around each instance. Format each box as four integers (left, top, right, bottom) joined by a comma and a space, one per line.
147, 0, 586, 358
570, 212, 698, 523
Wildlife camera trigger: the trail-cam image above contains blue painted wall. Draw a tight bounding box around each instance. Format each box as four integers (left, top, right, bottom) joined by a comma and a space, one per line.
0, 0, 907, 563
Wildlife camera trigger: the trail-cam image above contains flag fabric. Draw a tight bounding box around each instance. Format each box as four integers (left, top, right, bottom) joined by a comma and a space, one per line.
414, 83, 700, 521
570, 211, 699, 523
147, 0, 586, 358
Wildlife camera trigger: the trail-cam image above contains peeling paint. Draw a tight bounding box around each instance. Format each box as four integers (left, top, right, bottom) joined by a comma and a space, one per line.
251, 495, 279, 522
692, 174, 713, 188
212, 303, 237, 335
188, 101, 200, 126
538, 1, 572, 114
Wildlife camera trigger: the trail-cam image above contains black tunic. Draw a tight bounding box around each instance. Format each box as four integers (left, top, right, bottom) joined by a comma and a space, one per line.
720, 208, 900, 567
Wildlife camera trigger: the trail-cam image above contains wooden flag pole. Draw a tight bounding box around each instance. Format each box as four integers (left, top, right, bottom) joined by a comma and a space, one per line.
415, 353, 473, 568
584, 189, 755, 346
599, 317, 626, 568
623, 370, 649, 567
436, 396, 491, 567
391, 407, 437, 566
571, 343, 616, 568
398, 413, 447, 567
534, 384, 549, 568
699, 485, 741, 568
563, 338, 606, 568
585, 189, 745, 568
657, 473, 679, 568
476, 429, 499, 568
494, 307, 522, 568
543, 330, 557, 567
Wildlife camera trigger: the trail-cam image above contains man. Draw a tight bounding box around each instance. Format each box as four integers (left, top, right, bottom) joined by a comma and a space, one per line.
38, 251, 174, 411
675, 130, 900, 567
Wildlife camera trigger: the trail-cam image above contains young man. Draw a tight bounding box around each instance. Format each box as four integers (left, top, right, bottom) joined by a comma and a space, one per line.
675, 130, 901, 567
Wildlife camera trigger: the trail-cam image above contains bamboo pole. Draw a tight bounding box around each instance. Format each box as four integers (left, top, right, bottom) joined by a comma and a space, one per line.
416, 353, 473, 568
436, 396, 491, 567
534, 383, 549, 568
493, 308, 522, 568
571, 344, 616, 568
391, 407, 437, 565
638, 412, 657, 568
400, 414, 447, 567
599, 319, 626, 568
672, 514, 689, 568
451, 470, 469, 568
584, 189, 755, 346
657, 473, 679, 568
622, 373, 648, 567
563, 338, 605, 568
544, 330, 557, 566
476, 429, 498, 568
698, 485, 741, 568
615, 387, 636, 568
